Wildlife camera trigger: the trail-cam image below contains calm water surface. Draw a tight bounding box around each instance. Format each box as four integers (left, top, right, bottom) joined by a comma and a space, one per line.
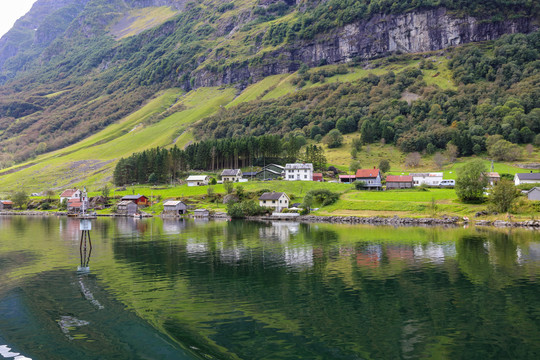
0, 217, 540, 359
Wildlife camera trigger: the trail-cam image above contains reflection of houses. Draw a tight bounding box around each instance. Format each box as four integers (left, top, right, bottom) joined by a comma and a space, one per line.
121, 194, 149, 206
355, 168, 382, 190
162, 219, 187, 234
186, 175, 209, 186
259, 192, 289, 212
0, 200, 13, 210
386, 175, 413, 189
163, 200, 187, 215
356, 245, 382, 268
259, 221, 300, 242
60, 188, 81, 203
117, 200, 138, 215
285, 163, 313, 181
256, 164, 284, 180
514, 172, 540, 186
413, 244, 456, 264
221, 169, 242, 182
284, 247, 313, 268
410, 173, 443, 186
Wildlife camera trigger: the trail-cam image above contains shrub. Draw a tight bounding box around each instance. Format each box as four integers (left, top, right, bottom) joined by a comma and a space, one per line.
227, 201, 268, 218
354, 180, 367, 190
488, 179, 519, 213
306, 189, 339, 206
455, 159, 488, 202
324, 129, 343, 148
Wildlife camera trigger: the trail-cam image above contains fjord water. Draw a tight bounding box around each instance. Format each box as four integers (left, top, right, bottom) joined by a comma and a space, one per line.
1, 217, 540, 359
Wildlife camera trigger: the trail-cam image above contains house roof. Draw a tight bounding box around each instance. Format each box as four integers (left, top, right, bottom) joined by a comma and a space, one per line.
259, 192, 287, 200
1, 200, 13, 204
486, 172, 500, 178
355, 169, 380, 178
117, 200, 136, 206
313, 173, 323, 178
285, 163, 313, 170
60, 189, 79, 197
68, 201, 82, 208
257, 168, 282, 176
186, 175, 209, 181
194, 208, 209, 213
516, 173, 540, 180
221, 169, 241, 176
265, 164, 284, 170
339, 175, 356, 179
122, 195, 148, 200
164, 200, 185, 206
409, 173, 443, 177
386, 175, 413, 182
243, 172, 258, 176
526, 187, 540, 193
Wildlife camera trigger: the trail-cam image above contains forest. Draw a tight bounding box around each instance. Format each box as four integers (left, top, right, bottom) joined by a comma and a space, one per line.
113, 135, 326, 185
196, 31, 540, 157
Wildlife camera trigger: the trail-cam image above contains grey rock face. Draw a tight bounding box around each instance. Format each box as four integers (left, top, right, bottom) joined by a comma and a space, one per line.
191, 7, 537, 89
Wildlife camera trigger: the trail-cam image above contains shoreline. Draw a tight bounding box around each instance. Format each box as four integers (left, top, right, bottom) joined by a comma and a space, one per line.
2, 211, 539, 229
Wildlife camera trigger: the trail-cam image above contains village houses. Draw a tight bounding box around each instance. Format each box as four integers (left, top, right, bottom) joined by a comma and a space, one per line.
163, 200, 188, 215
410, 173, 444, 186
514, 172, 540, 186
355, 168, 382, 190
259, 192, 290, 212
221, 169, 243, 182
284, 163, 313, 181
186, 175, 210, 187
60, 188, 81, 203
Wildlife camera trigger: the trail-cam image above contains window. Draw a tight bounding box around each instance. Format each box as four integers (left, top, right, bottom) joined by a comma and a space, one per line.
272, 200, 276, 203
304, 175, 307, 179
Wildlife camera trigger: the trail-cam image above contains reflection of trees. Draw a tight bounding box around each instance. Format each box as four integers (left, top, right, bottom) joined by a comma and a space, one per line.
109, 221, 540, 359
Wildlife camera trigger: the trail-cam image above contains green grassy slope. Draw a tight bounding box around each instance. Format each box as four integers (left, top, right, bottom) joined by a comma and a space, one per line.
0, 53, 536, 196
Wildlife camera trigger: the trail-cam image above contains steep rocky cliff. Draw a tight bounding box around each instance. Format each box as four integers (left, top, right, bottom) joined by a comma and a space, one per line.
192, 7, 537, 88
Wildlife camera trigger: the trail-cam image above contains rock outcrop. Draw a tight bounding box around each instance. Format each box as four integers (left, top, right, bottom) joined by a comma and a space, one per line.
192, 7, 537, 88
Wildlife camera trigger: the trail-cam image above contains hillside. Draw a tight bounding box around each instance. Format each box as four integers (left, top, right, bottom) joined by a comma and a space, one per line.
0, 0, 538, 192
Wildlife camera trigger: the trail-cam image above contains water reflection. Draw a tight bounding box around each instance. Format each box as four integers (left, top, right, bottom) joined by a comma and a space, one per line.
1, 217, 540, 359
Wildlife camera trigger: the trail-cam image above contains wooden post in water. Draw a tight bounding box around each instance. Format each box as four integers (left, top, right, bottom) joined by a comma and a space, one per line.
78, 219, 92, 273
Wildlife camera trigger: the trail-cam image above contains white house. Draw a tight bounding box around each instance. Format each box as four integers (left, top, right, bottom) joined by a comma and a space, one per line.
514, 172, 540, 186
355, 168, 382, 190
186, 175, 209, 187
284, 163, 313, 181
259, 192, 290, 212
221, 169, 243, 182
410, 173, 444, 186
60, 188, 81, 203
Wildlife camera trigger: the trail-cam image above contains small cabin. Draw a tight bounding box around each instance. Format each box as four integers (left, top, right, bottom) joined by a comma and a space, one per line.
193, 209, 210, 217
313, 173, 323, 182
221, 169, 243, 182
485, 172, 500, 186
527, 187, 540, 201
163, 200, 188, 215
117, 200, 138, 215
186, 175, 209, 187
386, 175, 413, 189
0, 200, 13, 210
121, 194, 149, 206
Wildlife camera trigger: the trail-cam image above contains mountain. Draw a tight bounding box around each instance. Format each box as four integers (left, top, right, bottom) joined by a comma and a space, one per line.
0, 0, 538, 190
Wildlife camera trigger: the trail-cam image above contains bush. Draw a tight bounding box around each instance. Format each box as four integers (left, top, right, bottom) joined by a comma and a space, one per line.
455, 159, 488, 202
488, 179, 519, 213
227, 201, 268, 218
324, 129, 343, 148
354, 180, 366, 190
306, 189, 339, 206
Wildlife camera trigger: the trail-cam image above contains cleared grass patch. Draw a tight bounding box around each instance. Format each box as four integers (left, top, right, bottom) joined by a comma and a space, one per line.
111, 6, 178, 39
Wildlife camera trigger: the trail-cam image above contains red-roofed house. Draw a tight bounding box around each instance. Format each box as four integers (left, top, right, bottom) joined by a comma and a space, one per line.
0, 200, 13, 210
355, 168, 382, 190
313, 173, 323, 182
67, 198, 83, 213
60, 188, 81, 203
386, 175, 413, 189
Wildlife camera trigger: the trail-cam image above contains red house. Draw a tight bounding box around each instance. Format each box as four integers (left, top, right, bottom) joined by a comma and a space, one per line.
313, 173, 323, 182
121, 195, 150, 206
